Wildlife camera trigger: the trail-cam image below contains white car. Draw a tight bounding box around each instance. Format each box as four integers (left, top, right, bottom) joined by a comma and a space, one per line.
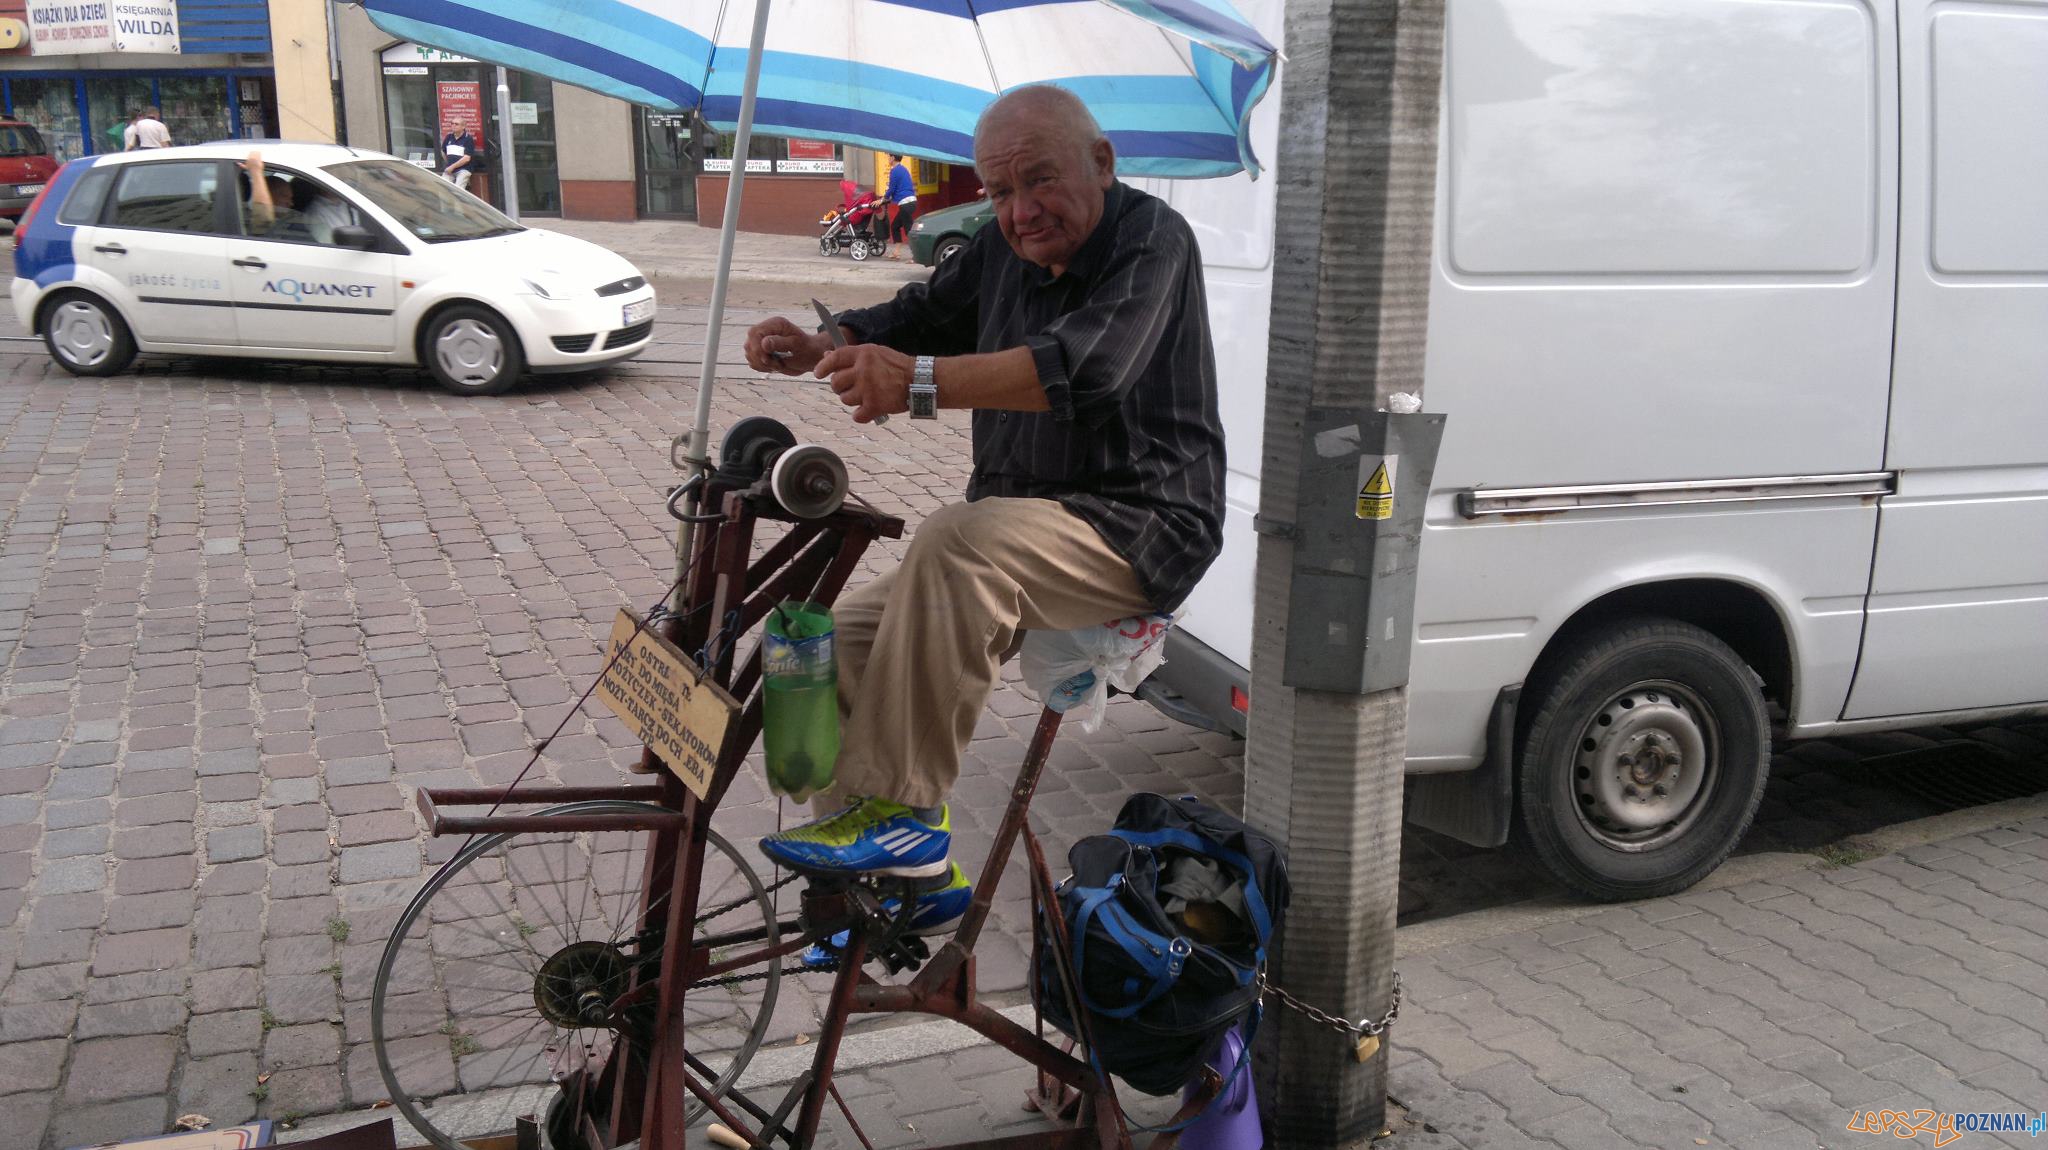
11, 142, 657, 395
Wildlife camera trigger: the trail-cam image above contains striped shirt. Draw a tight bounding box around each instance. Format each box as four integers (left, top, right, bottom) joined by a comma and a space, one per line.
839, 181, 1224, 612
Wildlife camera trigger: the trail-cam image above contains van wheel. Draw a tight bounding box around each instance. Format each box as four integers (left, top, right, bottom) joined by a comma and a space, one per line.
1515, 618, 1769, 902
42, 290, 136, 377
422, 305, 523, 396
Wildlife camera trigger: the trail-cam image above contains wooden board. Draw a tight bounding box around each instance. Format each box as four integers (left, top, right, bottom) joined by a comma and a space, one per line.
597, 609, 740, 798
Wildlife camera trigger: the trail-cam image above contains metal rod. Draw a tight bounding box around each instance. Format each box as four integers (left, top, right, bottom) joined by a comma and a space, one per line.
494, 65, 520, 220
672, 0, 777, 611
429, 812, 688, 836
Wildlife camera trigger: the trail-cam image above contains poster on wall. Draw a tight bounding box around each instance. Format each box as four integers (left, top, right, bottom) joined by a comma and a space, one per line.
436, 81, 484, 139
25, 0, 180, 55
786, 139, 835, 161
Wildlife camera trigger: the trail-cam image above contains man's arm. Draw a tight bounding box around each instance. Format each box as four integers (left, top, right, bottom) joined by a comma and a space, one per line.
1025, 212, 1192, 426
243, 152, 276, 229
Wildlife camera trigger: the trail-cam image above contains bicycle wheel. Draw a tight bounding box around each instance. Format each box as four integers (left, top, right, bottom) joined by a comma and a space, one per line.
371, 802, 781, 1150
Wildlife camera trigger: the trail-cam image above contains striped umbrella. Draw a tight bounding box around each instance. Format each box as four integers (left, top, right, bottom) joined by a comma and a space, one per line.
358, 0, 1279, 603
360, 0, 1278, 177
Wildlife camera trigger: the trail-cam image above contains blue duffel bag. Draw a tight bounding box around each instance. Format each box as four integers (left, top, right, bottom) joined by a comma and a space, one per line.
1034, 792, 1290, 1097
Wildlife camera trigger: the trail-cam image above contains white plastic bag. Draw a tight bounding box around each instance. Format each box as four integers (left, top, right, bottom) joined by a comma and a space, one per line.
1018, 614, 1175, 732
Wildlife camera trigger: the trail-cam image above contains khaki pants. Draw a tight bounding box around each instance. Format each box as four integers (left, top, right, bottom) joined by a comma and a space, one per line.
829, 498, 1152, 809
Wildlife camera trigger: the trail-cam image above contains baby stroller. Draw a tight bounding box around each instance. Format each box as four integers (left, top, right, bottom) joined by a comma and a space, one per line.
819, 179, 890, 260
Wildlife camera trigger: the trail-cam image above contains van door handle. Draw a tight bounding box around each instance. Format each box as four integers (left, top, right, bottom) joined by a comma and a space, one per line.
233, 257, 267, 269
93, 243, 125, 255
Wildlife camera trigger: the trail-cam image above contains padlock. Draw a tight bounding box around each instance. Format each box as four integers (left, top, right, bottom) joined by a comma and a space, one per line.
1353, 1033, 1382, 1062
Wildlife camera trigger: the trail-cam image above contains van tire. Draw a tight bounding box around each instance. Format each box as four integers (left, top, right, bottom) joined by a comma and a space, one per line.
42, 290, 136, 377
420, 304, 523, 396
934, 236, 966, 264
1515, 617, 1770, 902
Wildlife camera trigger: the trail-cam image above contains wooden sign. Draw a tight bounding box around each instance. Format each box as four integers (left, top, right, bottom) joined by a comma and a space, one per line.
597, 610, 739, 799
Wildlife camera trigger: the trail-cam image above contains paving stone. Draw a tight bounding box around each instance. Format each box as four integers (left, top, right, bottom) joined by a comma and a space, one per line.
175, 1052, 260, 1128
36, 855, 108, 895
0, 1036, 68, 1093
93, 927, 190, 975
192, 966, 264, 1013
64, 1034, 179, 1101
264, 1022, 343, 1071
75, 995, 189, 1038
0, 1088, 52, 1148
0, 999, 79, 1041
207, 824, 267, 863
188, 1009, 264, 1057
338, 841, 420, 884
47, 1097, 169, 1150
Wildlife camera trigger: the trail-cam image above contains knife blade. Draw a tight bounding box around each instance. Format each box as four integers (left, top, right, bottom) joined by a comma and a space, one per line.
811, 297, 887, 425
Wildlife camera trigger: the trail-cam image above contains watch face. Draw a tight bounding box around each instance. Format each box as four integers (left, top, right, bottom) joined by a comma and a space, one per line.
910, 386, 938, 419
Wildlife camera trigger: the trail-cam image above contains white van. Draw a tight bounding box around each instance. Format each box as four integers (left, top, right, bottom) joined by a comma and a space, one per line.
1138, 0, 2048, 900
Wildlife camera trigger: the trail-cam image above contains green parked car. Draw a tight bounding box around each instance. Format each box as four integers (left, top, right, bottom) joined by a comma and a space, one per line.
908, 198, 993, 267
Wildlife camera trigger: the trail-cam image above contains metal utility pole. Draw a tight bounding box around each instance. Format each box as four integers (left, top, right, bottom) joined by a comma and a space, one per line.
1242, 0, 1445, 1145
494, 66, 521, 220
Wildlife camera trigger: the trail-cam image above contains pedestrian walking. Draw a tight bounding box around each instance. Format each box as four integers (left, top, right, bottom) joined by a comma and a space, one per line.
885, 153, 917, 259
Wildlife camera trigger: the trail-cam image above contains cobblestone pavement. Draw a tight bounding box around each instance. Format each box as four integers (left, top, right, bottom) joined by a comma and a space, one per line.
0, 261, 2044, 1149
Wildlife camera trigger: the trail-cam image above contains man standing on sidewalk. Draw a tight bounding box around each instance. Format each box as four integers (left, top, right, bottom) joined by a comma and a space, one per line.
739, 85, 1224, 928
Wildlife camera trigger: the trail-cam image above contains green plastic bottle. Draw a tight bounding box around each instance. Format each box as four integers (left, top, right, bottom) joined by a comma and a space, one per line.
762, 601, 840, 801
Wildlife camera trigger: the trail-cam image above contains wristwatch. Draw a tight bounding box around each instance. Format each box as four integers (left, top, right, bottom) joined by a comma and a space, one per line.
910, 355, 938, 420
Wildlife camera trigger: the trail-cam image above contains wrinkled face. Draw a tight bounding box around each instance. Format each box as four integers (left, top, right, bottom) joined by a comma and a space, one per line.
976, 120, 1114, 272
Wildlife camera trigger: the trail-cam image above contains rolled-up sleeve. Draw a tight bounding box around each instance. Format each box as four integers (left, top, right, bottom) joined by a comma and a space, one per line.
1026, 218, 1190, 426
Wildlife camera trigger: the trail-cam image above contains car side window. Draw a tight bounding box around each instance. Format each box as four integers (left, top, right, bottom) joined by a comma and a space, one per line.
240, 166, 362, 247
57, 167, 114, 226
107, 161, 223, 234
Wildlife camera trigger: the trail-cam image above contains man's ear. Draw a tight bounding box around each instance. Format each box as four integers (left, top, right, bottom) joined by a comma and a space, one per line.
1092, 137, 1116, 185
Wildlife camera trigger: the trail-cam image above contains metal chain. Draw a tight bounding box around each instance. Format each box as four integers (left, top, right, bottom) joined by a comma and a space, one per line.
1258, 970, 1402, 1040
693, 871, 801, 928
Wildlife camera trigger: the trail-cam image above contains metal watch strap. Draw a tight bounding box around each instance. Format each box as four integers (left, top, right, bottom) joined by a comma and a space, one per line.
910, 355, 938, 419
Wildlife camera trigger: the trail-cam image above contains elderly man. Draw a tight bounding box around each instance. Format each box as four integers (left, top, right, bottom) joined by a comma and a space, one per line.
743, 85, 1223, 931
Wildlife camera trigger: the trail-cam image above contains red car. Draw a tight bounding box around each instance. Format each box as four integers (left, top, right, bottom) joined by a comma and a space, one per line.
0, 121, 55, 221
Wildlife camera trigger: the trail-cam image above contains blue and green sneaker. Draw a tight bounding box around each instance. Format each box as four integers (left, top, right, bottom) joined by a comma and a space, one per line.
758, 797, 951, 878
801, 863, 974, 968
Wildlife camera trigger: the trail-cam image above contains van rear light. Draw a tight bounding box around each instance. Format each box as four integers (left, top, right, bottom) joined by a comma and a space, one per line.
1230, 685, 1250, 714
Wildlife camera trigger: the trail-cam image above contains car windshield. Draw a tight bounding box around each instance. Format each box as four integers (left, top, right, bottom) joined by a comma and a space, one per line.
324, 158, 521, 243
0, 125, 46, 158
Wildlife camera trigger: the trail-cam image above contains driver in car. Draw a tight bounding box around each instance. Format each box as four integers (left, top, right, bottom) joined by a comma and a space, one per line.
243, 151, 355, 245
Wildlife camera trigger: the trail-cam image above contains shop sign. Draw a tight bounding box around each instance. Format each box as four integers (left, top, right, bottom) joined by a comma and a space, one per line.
787, 139, 835, 161
382, 41, 477, 65
436, 81, 485, 139
703, 158, 772, 173
509, 102, 538, 126
26, 0, 180, 55
778, 160, 844, 175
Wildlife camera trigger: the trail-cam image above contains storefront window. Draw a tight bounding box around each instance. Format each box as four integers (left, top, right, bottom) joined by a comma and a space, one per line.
382, 72, 444, 168
507, 70, 559, 215
638, 109, 701, 219
84, 76, 152, 154
10, 78, 82, 162
705, 131, 780, 173
159, 75, 232, 148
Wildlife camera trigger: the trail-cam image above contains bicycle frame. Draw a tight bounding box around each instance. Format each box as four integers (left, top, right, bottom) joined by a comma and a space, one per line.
412, 473, 1214, 1149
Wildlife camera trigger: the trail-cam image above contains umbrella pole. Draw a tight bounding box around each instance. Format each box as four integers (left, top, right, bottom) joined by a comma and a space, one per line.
672, 0, 776, 609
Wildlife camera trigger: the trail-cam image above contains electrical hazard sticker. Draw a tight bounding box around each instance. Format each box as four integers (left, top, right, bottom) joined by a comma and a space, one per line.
1356, 455, 1396, 520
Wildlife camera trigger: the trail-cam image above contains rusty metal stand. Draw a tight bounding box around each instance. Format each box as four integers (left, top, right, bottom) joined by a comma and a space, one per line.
409, 473, 1202, 1150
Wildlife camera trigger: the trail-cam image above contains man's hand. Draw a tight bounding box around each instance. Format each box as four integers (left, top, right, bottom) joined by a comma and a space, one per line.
743, 316, 832, 376
816, 344, 912, 424
243, 151, 265, 179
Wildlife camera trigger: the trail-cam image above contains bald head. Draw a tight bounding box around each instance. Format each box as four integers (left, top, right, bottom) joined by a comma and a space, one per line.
974, 86, 1108, 175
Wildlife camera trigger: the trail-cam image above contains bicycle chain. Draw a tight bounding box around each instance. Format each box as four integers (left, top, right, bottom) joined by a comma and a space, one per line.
1258, 970, 1401, 1040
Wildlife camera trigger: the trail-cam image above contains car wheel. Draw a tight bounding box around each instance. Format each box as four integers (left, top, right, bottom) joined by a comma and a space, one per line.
849, 238, 870, 262
1514, 617, 1770, 902
934, 237, 966, 265
41, 290, 136, 377
421, 304, 524, 397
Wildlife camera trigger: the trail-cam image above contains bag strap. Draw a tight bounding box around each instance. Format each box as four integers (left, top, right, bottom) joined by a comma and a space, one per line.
1108, 826, 1276, 967
1070, 878, 1189, 1020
